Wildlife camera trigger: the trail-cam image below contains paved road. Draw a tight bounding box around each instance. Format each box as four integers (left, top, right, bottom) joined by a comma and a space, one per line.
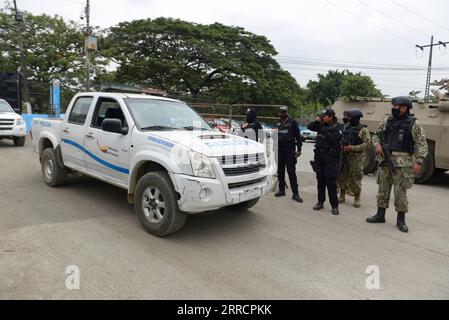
1, 138, 448, 299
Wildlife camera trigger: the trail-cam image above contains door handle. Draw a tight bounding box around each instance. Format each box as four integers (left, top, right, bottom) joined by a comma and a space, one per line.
85, 133, 95, 139
63, 128, 70, 134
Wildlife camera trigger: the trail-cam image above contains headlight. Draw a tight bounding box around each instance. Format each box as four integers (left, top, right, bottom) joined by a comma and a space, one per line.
188, 151, 215, 178
16, 118, 24, 126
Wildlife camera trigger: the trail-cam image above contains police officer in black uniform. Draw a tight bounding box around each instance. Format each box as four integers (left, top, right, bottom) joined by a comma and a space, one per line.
240, 107, 263, 142
274, 106, 303, 203
308, 109, 342, 215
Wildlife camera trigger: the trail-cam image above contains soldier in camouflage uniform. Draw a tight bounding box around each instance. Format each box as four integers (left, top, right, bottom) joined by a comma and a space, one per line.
367, 96, 428, 233
337, 109, 371, 208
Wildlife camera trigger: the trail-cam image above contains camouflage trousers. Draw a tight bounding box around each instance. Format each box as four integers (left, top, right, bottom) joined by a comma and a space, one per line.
376, 165, 415, 213
337, 154, 364, 198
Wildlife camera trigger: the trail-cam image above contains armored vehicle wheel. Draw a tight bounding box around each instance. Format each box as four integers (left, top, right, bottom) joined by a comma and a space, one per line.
414, 152, 435, 184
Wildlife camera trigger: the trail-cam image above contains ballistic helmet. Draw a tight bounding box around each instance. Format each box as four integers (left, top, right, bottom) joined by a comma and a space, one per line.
391, 96, 413, 109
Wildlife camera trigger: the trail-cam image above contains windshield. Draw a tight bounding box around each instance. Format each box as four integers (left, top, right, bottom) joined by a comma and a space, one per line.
125, 98, 212, 131
0, 101, 13, 113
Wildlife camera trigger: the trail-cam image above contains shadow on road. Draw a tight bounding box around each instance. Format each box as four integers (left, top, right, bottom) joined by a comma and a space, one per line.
171, 207, 260, 241
0, 139, 17, 148
423, 172, 449, 189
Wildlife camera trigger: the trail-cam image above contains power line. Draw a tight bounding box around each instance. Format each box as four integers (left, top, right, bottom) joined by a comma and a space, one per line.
390, 0, 449, 34
277, 56, 431, 69
277, 59, 449, 71
278, 64, 448, 76
356, 0, 428, 38
277, 55, 434, 68
416, 36, 449, 101
323, 0, 416, 46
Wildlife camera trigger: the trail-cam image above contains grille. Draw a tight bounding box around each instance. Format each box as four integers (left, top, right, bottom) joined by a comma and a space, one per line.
215, 153, 265, 166
228, 178, 265, 190
215, 153, 266, 177
0, 127, 13, 130
222, 164, 265, 176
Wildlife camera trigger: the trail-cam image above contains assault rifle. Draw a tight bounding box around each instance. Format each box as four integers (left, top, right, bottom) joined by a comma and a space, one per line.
378, 132, 396, 174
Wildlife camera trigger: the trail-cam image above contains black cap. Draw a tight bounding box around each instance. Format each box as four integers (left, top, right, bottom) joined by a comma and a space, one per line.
321, 109, 335, 117
392, 96, 413, 109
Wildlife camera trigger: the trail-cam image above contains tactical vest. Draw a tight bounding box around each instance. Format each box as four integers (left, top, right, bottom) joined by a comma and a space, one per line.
342, 124, 364, 146
384, 115, 415, 153
315, 122, 342, 154
276, 118, 297, 147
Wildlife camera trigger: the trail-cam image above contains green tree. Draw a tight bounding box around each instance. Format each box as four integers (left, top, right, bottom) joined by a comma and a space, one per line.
340, 72, 382, 98
103, 17, 304, 111
408, 90, 422, 100
0, 5, 107, 112
306, 70, 346, 106
306, 70, 382, 106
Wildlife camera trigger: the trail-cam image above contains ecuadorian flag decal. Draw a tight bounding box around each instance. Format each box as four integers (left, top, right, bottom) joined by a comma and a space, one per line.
62, 139, 129, 174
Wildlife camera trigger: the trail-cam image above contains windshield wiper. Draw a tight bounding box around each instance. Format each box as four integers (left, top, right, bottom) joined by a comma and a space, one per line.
182, 126, 211, 131
141, 125, 187, 131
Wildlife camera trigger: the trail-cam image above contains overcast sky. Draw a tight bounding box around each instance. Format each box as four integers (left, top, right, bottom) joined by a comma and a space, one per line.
15, 0, 449, 97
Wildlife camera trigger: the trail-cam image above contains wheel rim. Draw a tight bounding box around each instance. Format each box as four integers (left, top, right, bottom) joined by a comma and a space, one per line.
44, 158, 54, 180
142, 186, 166, 224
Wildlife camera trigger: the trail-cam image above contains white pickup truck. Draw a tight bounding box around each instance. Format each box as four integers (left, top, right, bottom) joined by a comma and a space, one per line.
0, 99, 26, 146
31, 92, 275, 236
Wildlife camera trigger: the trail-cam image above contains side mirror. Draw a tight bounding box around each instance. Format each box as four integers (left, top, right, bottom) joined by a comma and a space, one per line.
102, 118, 128, 135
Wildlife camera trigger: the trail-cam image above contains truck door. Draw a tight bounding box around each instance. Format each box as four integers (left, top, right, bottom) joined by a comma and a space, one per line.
83, 97, 132, 186
61, 96, 94, 171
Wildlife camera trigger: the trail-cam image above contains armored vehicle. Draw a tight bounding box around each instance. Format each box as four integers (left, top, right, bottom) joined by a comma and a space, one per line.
333, 94, 449, 184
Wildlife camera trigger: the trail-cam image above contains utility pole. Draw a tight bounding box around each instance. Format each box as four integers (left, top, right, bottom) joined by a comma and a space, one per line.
85, 0, 91, 91
13, 0, 30, 111
416, 36, 449, 102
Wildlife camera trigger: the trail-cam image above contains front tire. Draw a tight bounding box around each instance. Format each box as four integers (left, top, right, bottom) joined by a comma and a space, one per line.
41, 148, 68, 187
135, 171, 187, 237
13, 136, 25, 146
229, 197, 260, 211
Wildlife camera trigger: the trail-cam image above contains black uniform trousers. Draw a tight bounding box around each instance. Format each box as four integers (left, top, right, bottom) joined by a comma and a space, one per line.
314, 153, 339, 209
277, 146, 299, 194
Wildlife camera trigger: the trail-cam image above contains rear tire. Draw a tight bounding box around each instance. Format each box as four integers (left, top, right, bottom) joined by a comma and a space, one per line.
13, 136, 25, 146
41, 148, 68, 187
135, 171, 187, 237
229, 197, 260, 211
414, 152, 435, 184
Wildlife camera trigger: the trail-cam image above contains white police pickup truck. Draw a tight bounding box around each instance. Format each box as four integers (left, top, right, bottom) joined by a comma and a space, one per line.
0, 99, 26, 146
31, 92, 275, 236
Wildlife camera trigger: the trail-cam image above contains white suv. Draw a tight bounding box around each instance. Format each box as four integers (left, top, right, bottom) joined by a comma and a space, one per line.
0, 99, 26, 146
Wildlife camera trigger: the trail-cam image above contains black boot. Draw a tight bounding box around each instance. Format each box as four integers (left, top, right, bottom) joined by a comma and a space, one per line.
331, 208, 340, 215
366, 208, 386, 223
396, 212, 409, 233
292, 193, 303, 203
313, 202, 324, 211
275, 190, 286, 197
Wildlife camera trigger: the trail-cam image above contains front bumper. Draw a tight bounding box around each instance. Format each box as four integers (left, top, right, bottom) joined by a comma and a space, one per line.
171, 166, 274, 213
0, 125, 26, 137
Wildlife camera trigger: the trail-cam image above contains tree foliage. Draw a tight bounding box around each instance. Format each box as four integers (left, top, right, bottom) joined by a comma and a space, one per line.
306, 70, 382, 107
103, 17, 304, 109
0, 5, 107, 112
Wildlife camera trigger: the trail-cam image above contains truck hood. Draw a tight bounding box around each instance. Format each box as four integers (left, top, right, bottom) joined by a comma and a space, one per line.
147, 131, 265, 156
0, 112, 21, 120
